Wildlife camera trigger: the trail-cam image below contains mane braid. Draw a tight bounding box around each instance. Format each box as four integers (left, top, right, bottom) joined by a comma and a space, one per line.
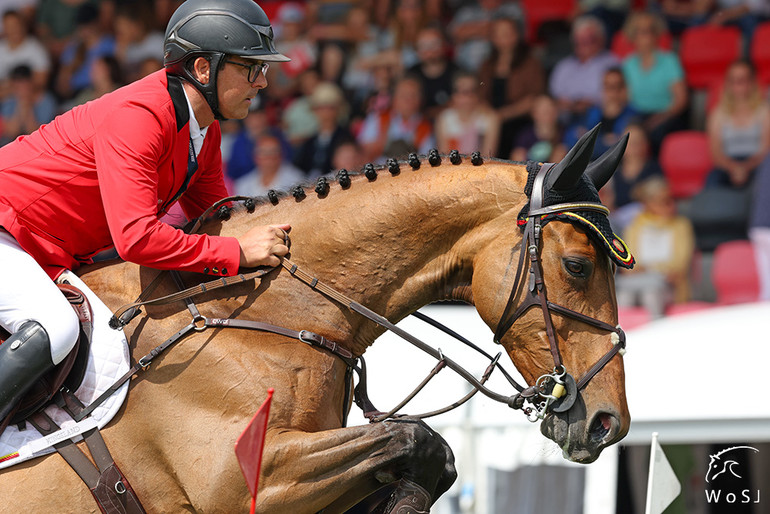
197, 153, 526, 229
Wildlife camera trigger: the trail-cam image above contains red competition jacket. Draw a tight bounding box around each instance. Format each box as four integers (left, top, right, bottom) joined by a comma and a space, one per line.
0, 70, 241, 279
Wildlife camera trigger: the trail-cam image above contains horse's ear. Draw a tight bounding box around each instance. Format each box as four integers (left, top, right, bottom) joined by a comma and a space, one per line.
546, 123, 600, 192
585, 132, 629, 191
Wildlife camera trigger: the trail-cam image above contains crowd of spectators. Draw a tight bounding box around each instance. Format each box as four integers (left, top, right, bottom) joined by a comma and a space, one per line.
1, 0, 769, 319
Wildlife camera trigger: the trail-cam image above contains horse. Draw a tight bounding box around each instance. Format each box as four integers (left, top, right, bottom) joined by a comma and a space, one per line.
0, 127, 632, 513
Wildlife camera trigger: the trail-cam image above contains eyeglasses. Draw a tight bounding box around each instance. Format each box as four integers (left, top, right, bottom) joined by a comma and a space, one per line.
224, 60, 269, 83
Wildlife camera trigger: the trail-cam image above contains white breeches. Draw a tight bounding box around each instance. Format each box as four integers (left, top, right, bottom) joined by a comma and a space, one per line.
0, 229, 123, 366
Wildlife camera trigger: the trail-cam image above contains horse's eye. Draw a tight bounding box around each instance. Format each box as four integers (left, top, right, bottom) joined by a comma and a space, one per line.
564, 259, 586, 277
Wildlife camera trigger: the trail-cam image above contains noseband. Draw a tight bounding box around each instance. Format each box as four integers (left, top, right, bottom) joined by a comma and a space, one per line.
493, 163, 627, 421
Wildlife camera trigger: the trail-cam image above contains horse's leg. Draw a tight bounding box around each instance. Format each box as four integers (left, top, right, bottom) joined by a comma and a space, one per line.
259, 417, 456, 514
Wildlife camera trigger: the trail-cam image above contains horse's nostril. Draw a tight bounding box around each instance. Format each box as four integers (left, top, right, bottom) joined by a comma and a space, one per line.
589, 412, 613, 443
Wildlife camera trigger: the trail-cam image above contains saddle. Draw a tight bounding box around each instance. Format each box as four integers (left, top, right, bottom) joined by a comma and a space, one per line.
0, 283, 93, 435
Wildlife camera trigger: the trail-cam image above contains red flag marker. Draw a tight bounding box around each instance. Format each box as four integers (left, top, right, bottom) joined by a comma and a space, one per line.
235, 388, 274, 514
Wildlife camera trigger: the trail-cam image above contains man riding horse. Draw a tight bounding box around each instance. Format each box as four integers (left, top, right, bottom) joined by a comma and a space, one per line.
0, 0, 291, 423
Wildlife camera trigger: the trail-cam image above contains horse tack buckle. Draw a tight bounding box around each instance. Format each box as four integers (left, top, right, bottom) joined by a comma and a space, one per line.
525, 367, 568, 422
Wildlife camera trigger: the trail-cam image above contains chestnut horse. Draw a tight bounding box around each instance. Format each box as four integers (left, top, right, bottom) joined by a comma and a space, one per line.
0, 130, 631, 512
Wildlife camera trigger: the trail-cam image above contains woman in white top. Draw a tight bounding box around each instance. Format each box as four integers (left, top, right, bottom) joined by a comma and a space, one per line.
435, 72, 499, 156
707, 60, 770, 189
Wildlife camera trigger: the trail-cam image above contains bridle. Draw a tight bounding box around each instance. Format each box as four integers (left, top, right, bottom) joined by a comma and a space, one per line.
100, 162, 627, 424
492, 163, 627, 421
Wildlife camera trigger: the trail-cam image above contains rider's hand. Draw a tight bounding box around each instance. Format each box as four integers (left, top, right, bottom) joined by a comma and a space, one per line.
238, 224, 291, 268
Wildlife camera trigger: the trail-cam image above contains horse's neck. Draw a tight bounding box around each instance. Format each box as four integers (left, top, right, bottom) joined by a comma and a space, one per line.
217, 161, 529, 353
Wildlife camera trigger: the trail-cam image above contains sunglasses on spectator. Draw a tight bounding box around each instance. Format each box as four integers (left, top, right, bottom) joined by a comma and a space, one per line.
225, 60, 270, 83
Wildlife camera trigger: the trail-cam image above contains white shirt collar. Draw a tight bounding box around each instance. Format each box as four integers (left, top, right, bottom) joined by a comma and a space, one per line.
182, 86, 208, 157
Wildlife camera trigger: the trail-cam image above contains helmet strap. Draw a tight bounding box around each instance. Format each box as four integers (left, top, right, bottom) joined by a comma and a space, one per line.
179, 52, 227, 121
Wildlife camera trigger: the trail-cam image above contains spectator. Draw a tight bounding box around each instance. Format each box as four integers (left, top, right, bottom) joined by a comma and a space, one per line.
549, 15, 619, 125
273, 3, 317, 93
307, 0, 368, 46
565, 67, 637, 158
574, 0, 632, 40
706, 60, 770, 189
36, 0, 101, 58
448, 0, 524, 73
1, 64, 57, 144
137, 56, 163, 79
617, 176, 696, 316
708, 0, 770, 44
0, 10, 50, 93
232, 134, 306, 197
478, 16, 545, 159
226, 105, 293, 182
293, 82, 353, 179
332, 139, 365, 172
609, 123, 663, 230
56, 3, 115, 99
113, 4, 164, 82
341, 7, 395, 108
621, 11, 687, 155
63, 54, 124, 109
316, 42, 347, 86
750, 155, 770, 301
435, 72, 500, 156
407, 26, 458, 121
282, 68, 322, 148
0, 1, 35, 26
358, 76, 435, 162
360, 62, 397, 118
614, 124, 663, 206
385, 0, 428, 70
151, 0, 184, 32
656, 0, 711, 36
511, 94, 567, 163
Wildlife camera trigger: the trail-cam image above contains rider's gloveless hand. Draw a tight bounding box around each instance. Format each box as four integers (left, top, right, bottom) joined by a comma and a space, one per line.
238, 224, 291, 268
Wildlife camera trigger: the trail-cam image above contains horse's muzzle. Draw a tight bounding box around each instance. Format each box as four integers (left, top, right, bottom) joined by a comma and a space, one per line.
540, 402, 626, 464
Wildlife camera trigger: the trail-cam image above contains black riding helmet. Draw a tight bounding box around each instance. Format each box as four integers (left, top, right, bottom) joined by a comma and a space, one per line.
164, 0, 289, 120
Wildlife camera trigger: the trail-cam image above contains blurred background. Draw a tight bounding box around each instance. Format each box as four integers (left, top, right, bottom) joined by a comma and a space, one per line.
1, 0, 769, 511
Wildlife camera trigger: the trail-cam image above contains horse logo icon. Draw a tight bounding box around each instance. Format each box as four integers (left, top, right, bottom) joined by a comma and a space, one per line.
706, 446, 760, 483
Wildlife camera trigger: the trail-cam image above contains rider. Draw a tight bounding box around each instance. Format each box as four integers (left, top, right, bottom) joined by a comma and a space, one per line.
0, 0, 291, 421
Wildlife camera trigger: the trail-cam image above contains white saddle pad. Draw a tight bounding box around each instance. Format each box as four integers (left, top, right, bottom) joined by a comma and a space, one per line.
0, 271, 130, 470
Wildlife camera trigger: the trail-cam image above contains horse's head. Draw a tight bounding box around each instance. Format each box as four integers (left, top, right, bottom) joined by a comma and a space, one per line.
472, 126, 632, 463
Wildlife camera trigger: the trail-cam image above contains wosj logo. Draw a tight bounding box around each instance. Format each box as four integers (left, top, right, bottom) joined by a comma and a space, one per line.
705, 446, 761, 504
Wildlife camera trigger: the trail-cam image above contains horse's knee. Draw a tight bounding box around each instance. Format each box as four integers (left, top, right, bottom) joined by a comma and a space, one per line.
435, 446, 457, 500
381, 418, 455, 491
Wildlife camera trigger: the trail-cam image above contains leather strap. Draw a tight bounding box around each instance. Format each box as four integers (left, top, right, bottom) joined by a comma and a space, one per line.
109, 268, 274, 328
29, 410, 145, 514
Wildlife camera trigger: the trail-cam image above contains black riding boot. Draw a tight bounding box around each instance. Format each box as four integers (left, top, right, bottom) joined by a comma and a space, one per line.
0, 320, 54, 421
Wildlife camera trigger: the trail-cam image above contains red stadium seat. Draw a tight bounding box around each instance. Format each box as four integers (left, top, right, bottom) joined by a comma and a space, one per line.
680, 25, 742, 89
522, 0, 576, 42
659, 131, 713, 199
610, 30, 673, 59
712, 240, 760, 305
706, 80, 723, 114
751, 22, 770, 87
